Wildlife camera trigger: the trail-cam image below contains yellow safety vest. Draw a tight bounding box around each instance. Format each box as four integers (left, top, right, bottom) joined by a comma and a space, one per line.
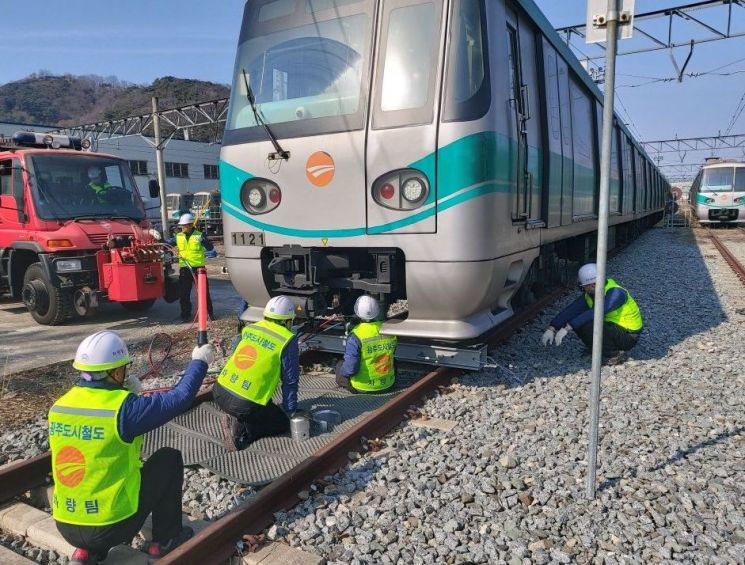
176, 229, 206, 268
584, 278, 643, 332
217, 320, 293, 405
88, 181, 113, 195
350, 322, 397, 392
48, 387, 142, 526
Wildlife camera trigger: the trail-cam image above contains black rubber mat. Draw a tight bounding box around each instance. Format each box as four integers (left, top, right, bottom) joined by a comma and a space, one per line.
143, 374, 400, 485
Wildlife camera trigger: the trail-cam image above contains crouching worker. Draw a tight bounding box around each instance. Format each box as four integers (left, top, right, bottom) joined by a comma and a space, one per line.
336, 295, 397, 394
541, 263, 643, 364
214, 296, 300, 451
49, 331, 215, 565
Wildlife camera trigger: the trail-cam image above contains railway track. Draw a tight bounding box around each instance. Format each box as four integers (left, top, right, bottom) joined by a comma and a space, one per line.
0, 288, 566, 564
704, 227, 745, 284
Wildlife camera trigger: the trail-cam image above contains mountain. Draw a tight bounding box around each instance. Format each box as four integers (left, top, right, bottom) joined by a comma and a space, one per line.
0, 73, 230, 140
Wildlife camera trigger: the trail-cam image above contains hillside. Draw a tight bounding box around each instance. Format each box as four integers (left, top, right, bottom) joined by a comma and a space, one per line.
0, 73, 230, 138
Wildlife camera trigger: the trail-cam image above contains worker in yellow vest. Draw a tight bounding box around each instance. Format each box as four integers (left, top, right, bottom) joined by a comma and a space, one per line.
336, 295, 397, 393
541, 263, 643, 365
86, 166, 113, 198
169, 213, 215, 322
214, 296, 301, 451
49, 331, 215, 565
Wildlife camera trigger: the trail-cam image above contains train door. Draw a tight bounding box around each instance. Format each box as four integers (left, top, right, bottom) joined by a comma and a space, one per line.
505, 9, 529, 222
365, 0, 445, 234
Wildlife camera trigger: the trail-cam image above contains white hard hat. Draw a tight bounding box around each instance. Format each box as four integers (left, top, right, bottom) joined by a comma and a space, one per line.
264, 295, 296, 321
354, 295, 380, 321
578, 263, 598, 286
178, 213, 195, 225
73, 330, 130, 372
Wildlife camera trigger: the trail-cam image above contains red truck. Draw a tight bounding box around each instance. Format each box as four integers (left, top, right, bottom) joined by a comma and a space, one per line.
0, 131, 176, 325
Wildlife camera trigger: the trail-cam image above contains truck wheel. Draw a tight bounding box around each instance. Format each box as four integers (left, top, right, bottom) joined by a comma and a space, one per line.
21, 263, 72, 325
121, 299, 156, 312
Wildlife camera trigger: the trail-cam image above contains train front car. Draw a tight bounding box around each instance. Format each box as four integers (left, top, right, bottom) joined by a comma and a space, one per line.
220, 0, 538, 340
691, 162, 745, 225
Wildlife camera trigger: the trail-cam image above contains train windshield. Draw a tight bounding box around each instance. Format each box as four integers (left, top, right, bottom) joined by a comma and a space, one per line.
27, 154, 145, 221
225, 0, 373, 140
701, 167, 735, 192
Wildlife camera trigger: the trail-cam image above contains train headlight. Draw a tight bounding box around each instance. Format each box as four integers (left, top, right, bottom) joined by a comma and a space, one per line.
705, 197, 715, 204
372, 169, 429, 211
402, 178, 426, 203
240, 179, 281, 215
735, 196, 744, 204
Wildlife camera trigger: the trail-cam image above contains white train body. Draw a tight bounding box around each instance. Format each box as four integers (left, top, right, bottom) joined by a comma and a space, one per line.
690, 161, 745, 225
219, 0, 666, 340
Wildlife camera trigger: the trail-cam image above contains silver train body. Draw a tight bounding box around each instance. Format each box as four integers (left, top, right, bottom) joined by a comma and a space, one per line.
219, 0, 666, 340
689, 161, 745, 225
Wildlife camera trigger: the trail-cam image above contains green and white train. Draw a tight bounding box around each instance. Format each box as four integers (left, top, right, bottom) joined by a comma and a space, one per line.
219, 0, 666, 340
689, 159, 745, 225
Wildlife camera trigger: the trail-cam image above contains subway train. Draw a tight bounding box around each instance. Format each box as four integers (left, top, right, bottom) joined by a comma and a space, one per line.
218, 0, 667, 340
689, 159, 745, 225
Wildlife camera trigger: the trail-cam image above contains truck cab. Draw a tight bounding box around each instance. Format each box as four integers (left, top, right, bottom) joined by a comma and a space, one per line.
0, 131, 161, 324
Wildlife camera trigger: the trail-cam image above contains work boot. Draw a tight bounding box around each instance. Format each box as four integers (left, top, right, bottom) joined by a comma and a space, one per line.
220, 414, 237, 452
605, 351, 627, 366
145, 526, 194, 562
70, 548, 103, 565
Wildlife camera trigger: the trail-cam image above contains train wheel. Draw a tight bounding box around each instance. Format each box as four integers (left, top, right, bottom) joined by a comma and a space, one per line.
21, 263, 72, 325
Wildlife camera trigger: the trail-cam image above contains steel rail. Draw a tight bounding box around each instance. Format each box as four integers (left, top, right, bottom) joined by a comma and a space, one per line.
706, 228, 745, 283
161, 288, 565, 564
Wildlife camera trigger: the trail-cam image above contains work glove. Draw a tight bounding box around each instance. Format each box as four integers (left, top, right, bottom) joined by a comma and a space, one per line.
541, 327, 556, 346
192, 344, 215, 365
554, 326, 571, 346
148, 228, 162, 241
206, 249, 218, 258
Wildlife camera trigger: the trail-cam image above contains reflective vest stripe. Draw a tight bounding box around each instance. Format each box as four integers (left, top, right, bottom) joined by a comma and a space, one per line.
176, 230, 206, 268
350, 322, 397, 392
49, 387, 142, 526
216, 320, 294, 405
49, 406, 117, 418
584, 278, 643, 332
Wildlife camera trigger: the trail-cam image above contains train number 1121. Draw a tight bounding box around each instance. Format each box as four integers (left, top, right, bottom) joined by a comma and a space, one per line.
231, 231, 266, 247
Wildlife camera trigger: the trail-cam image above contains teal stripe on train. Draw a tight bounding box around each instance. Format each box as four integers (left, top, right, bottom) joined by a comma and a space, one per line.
219, 131, 516, 237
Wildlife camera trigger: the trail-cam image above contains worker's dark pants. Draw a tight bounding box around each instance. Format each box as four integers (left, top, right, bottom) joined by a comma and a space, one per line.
179, 267, 213, 319
56, 447, 183, 557
213, 382, 290, 448
574, 321, 640, 354
334, 360, 395, 394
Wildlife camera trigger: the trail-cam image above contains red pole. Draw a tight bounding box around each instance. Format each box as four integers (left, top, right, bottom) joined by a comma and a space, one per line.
196, 267, 208, 345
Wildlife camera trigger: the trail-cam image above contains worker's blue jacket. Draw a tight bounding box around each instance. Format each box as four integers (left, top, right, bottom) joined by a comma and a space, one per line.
550, 283, 641, 331
75, 360, 208, 443
339, 334, 362, 378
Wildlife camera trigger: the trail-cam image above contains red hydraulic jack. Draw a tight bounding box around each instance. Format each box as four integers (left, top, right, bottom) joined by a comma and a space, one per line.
196, 267, 209, 346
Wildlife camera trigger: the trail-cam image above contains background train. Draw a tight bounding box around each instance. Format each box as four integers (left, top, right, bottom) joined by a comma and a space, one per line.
689, 159, 745, 225
218, 0, 666, 341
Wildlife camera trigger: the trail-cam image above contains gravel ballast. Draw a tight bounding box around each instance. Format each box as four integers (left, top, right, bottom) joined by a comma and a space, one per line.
269, 227, 745, 564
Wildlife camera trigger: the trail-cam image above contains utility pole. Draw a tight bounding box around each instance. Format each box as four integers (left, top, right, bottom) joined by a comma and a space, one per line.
585, 0, 634, 500
152, 97, 169, 234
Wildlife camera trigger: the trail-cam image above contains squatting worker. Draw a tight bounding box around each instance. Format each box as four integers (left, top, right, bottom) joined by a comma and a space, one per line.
214, 296, 300, 451
168, 213, 216, 322
48, 330, 215, 564
336, 295, 397, 394
541, 263, 643, 363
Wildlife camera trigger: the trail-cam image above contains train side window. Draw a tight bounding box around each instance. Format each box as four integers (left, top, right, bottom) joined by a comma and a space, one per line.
443, 0, 490, 122
735, 168, 745, 191
374, 0, 441, 126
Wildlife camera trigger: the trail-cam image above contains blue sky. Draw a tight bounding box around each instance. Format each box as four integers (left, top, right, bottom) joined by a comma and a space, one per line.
2, 0, 744, 169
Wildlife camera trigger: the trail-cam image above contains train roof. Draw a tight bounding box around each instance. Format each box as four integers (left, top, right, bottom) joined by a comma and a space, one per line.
701, 159, 745, 169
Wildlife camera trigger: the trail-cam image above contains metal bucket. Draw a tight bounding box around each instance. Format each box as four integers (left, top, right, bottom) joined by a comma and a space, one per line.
290, 414, 310, 442
312, 409, 341, 433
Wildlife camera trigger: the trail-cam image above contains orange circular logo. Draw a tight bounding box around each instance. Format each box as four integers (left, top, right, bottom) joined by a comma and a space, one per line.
233, 345, 258, 370
55, 446, 86, 488
305, 151, 335, 187
373, 354, 391, 375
